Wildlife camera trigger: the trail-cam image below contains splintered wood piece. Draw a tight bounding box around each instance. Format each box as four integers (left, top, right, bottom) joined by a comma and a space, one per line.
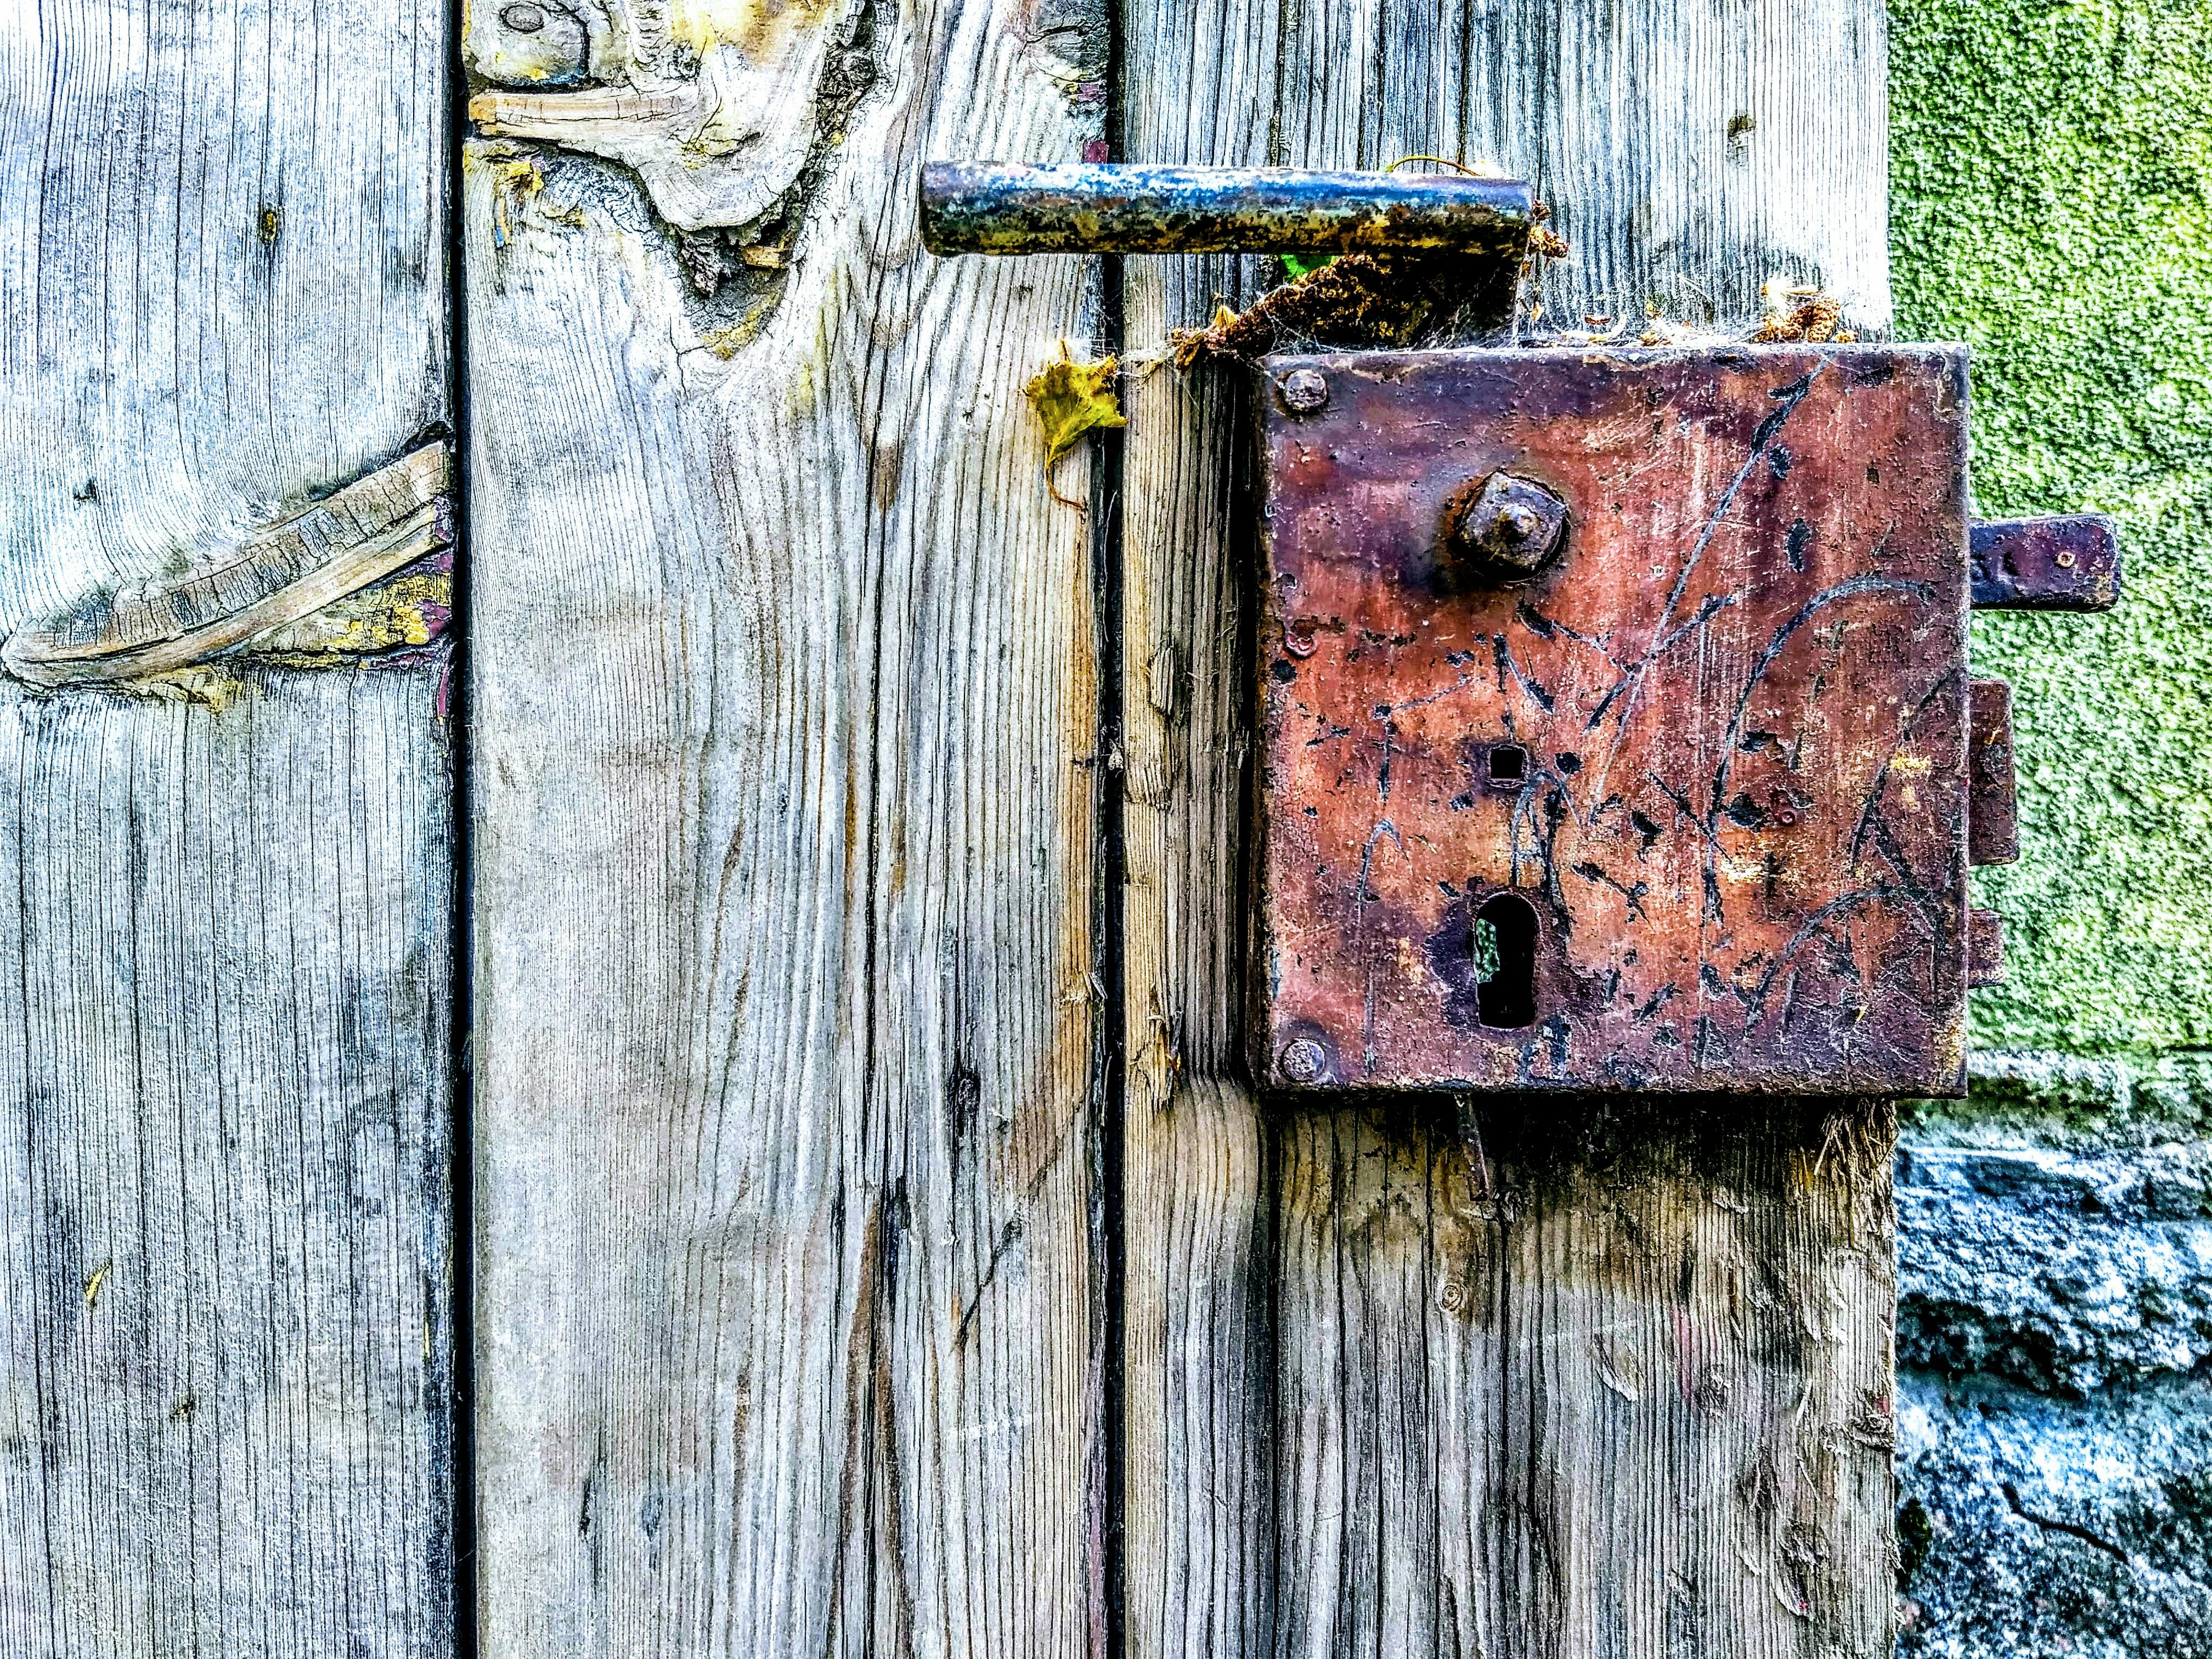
3, 443, 453, 689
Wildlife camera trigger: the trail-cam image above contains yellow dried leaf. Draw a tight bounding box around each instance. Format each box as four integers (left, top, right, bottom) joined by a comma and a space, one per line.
1025, 347, 1126, 465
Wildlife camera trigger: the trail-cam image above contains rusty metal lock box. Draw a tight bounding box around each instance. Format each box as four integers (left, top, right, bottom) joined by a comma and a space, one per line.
1253, 344, 1979, 1096
919, 162, 2118, 1100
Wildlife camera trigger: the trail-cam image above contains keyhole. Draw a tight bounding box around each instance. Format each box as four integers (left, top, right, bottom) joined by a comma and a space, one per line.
1474, 892, 1538, 1029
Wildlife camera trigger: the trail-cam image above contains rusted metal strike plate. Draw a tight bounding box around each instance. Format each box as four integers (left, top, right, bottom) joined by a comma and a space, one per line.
1968, 678, 2020, 867
1971, 515, 2120, 611
1968, 907, 2007, 989
1253, 345, 1973, 1096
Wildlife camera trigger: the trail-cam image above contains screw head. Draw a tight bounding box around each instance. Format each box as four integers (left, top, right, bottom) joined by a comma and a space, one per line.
1278, 1037, 1328, 1084
1278, 368, 1330, 415
500, 1, 547, 29
1445, 471, 1570, 582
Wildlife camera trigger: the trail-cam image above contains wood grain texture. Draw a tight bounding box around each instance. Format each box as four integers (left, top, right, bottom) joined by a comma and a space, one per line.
462, 1, 1108, 1652
1271, 1102, 1897, 1658
0, 674, 456, 1659
0, 1, 455, 1652
1119, 2, 1897, 1654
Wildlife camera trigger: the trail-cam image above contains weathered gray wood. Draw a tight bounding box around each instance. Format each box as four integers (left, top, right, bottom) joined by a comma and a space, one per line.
462, 2, 1108, 1652
1120, 2, 1896, 1654
0, 675, 455, 1658
0, 0, 455, 1650
1269, 1103, 1897, 1656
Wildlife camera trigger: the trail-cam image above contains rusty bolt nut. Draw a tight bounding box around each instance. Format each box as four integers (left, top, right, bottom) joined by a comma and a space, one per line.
1278, 1037, 1328, 1084
1277, 367, 1330, 415
1444, 471, 1570, 582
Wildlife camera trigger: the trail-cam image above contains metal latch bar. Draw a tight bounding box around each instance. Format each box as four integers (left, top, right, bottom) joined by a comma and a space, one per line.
919, 161, 1533, 257
1968, 677, 2021, 867
1971, 514, 2121, 612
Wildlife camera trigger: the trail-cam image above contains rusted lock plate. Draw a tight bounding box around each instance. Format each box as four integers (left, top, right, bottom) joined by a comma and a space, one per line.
1971, 515, 2120, 611
1253, 345, 1973, 1096
1967, 678, 2020, 867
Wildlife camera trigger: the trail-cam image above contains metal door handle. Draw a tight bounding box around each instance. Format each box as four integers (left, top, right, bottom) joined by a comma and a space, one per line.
919, 161, 1533, 258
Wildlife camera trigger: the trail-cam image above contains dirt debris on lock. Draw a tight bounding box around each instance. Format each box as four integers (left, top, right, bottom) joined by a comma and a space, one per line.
1167, 183, 1567, 365
1169, 253, 1444, 365
1752, 283, 1857, 343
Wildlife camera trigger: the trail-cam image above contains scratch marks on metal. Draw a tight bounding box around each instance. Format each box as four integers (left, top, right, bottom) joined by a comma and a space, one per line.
1251, 345, 1972, 1096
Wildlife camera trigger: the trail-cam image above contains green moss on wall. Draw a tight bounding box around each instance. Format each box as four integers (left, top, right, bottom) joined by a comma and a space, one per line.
1892, 0, 2212, 1061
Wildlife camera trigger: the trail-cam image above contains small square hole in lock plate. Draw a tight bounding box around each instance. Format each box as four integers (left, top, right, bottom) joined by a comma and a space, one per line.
1487, 743, 1527, 786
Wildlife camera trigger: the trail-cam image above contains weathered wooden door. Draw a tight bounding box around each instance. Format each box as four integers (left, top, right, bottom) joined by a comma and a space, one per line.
4, 0, 1898, 1654
1, 0, 458, 1650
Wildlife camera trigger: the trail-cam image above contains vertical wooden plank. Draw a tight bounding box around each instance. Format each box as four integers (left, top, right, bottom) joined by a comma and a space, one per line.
1271, 1103, 1897, 1656
0, 680, 455, 1658
1115, 14, 1283, 1658
0, 0, 455, 1654
1121, 2, 1896, 1654
462, 0, 1107, 1651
